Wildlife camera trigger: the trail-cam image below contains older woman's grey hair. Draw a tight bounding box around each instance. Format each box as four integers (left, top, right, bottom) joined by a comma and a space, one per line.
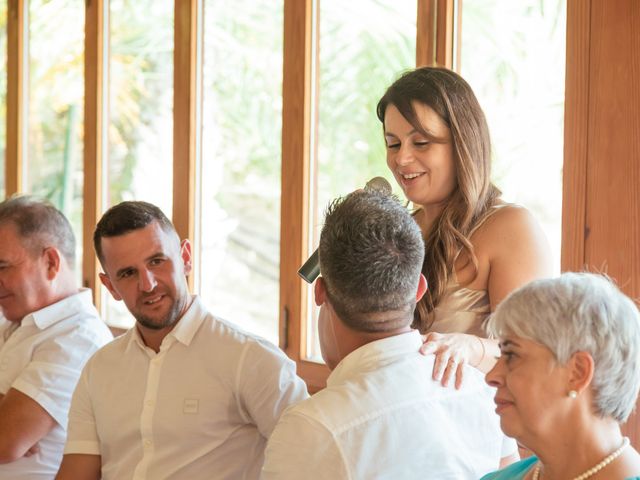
487, 272, 640, 423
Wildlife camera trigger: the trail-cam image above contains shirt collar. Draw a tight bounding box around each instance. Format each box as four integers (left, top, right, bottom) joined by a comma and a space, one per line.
128, 295, 205, 352
327, 329, 423, 387
167, 295, 205, 346
22, 289, 96, 330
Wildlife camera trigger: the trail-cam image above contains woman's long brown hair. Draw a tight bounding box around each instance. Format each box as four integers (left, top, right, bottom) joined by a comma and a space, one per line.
377, 67, 501, 332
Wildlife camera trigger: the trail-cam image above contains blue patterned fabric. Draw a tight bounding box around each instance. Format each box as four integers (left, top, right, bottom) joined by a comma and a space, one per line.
480, 456, 640, 480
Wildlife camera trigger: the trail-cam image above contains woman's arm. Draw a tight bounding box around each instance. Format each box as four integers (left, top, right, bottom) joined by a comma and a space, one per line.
482, 205, 554, 310
421, 205, 553, 388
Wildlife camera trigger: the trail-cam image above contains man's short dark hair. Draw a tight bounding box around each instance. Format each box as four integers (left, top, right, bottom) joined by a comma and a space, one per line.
94, 201, 176, 262
0, 195, 76, 268
318, 190, 425, 332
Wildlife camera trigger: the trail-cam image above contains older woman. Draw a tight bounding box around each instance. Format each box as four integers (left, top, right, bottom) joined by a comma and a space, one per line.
482, 273, 640, 480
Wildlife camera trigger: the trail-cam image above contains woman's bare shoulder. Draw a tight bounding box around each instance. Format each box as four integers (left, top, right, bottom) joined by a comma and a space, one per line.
472, 204, 543, 247
475, 204, 553, 308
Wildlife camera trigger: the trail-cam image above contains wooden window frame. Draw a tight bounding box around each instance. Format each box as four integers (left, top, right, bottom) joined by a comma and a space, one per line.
3, 0, 457, 391
279, 0, 457, 392
5, 0, 26, 196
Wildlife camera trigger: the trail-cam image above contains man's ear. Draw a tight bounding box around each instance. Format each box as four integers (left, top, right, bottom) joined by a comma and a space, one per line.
567, 350, 595, 394
41, 247, 62, 281
180, 239, 193, 276
416, 273, 427, 302
99, 272, 122, 301
314, 277, 327, 306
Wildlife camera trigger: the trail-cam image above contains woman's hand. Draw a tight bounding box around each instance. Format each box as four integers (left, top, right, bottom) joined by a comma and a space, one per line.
419, 332, 485, 389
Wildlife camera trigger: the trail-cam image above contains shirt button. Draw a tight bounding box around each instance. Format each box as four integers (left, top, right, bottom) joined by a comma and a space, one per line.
144, 439, 152, 447
146, 400, 154, 407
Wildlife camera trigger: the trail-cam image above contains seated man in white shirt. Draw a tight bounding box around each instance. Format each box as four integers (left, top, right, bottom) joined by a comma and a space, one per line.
56, 200, 308, 480
0, 196, 113, 479
262, 190, 518, 480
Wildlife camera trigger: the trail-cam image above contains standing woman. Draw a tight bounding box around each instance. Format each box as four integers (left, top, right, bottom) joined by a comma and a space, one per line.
377, 67, 553, 387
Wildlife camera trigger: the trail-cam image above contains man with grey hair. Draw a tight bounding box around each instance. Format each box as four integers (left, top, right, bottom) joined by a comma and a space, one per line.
262, 190, 517, 479
0, 195, 112, 479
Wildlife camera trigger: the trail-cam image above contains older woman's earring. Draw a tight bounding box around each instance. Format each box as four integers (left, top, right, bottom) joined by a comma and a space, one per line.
568, 390, 578, 399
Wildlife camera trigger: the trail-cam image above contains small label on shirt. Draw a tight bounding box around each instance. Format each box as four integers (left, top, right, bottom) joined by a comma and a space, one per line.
183, 398, 199, 414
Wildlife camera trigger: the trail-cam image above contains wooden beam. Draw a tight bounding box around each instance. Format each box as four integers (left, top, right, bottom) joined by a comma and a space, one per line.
435, 0, 455, 68
281, 0, 331, 391
173, 0, 202, 290
6, 0, 26, 196
416, 0, 436, 67
561, 0, 590, 272
416, 0, 455, 68
83, 0, 107, 309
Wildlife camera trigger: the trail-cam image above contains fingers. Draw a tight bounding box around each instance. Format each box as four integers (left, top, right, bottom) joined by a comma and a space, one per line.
440, 357, 458, 387
24, 444, 40, 457
432, 351, 449, 381
420, 332, 442, 356
455, 362, 464, 390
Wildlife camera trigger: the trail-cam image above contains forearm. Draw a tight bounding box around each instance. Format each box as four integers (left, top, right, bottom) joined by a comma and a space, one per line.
56, 454, 101, 480
0, 389, 56, 463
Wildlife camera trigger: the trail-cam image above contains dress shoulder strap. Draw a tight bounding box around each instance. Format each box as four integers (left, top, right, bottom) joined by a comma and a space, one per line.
467, 203, 510, 238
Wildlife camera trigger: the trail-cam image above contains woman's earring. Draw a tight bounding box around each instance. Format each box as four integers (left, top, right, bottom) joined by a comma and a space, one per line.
568, 390, 578, 399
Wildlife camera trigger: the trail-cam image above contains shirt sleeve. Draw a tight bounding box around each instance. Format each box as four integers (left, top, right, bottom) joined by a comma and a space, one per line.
64, 362, 101, 455
236, 339, 309, 438
261, 410, 349, 480
11, 327, 106, 430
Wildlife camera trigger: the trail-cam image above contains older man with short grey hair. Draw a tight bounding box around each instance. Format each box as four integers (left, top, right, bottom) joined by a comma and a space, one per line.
0, 196, 112, 479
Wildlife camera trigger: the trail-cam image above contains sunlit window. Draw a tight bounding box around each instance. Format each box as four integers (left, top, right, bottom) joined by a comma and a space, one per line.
27, 0, 84, 268
104, 0, 174, 328
460, 0, 566, 273
306, 0, 417, 360
198, 0, 284, 344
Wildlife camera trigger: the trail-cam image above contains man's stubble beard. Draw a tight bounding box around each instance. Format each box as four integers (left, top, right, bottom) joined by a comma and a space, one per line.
134, 296, 184, 331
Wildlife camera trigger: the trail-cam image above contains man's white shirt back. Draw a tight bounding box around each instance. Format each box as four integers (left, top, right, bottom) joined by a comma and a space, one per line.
0, 289, 113, 479
65, 295, 309, 480
262, 330, 516, 480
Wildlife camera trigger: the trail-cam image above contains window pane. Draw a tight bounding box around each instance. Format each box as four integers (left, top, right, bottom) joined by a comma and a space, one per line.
199, 0, 283, 344
27, 0, 84, 269
104, 0, 174, 328
460, 0, 566, 273
306, 0, 417, 360
0, 0, 6, 198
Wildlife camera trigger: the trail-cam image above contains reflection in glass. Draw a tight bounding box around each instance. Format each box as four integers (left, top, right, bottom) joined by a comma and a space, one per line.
27, 0, 84, 266
105, 0, 174, 328
307, 0, 417, 360
460, 0, 566, 273
199, 0, 283, 344
0, 0, 6, 198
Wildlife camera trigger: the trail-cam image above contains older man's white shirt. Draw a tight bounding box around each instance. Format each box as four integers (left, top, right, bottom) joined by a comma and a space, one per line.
262, 330, 515, 480
0, 289, 113, 479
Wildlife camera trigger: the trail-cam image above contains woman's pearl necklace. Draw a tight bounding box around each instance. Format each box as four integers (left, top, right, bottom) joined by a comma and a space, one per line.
532, 437, 629, 480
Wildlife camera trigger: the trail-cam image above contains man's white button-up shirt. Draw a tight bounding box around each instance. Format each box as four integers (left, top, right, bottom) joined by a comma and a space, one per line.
65, 296, 308, 480
262, 330, 516, 480
0, 289, 113, 479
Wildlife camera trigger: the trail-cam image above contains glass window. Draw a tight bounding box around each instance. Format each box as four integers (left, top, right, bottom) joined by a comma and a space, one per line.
0, 0, 6, 198
27, 0, 84, 268
199, 0, 283, 345
460, 0, 566, 273
306, 0, 418, 360
104, 0, 174, 328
